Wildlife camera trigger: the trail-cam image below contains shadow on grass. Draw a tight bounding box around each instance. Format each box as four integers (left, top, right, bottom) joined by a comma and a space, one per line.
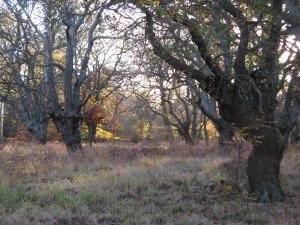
0, 141, 299, 225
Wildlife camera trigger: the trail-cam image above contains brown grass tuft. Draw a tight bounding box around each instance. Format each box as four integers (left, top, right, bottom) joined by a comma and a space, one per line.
0, 140, 299, 224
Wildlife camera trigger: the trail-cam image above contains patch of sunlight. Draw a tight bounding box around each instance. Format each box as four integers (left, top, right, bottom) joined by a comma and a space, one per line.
46, 179, 73, 190
201, 158, 224, 173
111, 157, 170, 177
72, 172, 96, 185
138, 156, 172, 168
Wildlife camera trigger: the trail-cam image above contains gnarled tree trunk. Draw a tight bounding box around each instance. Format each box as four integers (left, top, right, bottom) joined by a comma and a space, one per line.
214, 119, 235, 148
247, 121, 285, 202
26, 120, 49, 144
198, 93, 234, 147
177, 121, 194, 145
219, 98, 286, 201
137, 0, 295, 202
52, 114, 83, 156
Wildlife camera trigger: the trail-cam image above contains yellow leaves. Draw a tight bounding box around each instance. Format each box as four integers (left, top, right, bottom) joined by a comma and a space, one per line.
95, 126, 120, 140
52, 50, 65, 64
81, 124, 120, 141
224, 185, 233, 192
206, 121, 219, 139
133, 120, 150, 140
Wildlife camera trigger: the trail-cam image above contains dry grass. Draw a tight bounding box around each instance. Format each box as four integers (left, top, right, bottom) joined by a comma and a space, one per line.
0, 140, 299, 225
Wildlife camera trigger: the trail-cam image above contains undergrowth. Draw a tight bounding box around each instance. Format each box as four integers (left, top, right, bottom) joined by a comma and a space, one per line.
0, 141, 299, 225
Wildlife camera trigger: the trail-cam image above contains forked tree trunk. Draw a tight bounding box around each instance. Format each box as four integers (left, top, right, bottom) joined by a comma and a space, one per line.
247, 121, 286, 202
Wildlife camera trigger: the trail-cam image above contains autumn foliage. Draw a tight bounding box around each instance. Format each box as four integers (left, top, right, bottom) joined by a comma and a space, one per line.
83, 104, 106, 127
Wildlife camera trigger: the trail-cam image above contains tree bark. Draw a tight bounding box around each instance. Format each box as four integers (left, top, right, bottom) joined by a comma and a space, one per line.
64, 120, 83, 155
182, 132, 194, 145
290, 123, 300, 143
177, 121, 194, 145
52, 114, 83, 156
22, 118, 49, 145
203, 115, 208, 144
88, 123, 97, 147
219, 99, 286, 201
198, 93, 234, 146
138, 0, 292, 202
247, 121, 285, 202
27, 121, 49, 144
215, 119, 235, 147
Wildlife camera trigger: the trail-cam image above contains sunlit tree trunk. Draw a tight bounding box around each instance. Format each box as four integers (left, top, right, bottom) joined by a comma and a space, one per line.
198, 93, 234, 147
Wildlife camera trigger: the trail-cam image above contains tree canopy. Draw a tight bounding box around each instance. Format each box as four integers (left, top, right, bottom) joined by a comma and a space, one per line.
0, 0, 299, 202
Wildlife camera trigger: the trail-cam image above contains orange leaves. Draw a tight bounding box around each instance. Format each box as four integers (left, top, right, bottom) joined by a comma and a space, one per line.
83, 104, 105, 126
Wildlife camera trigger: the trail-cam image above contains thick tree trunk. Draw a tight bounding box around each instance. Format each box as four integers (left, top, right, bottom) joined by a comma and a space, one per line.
183, 133, 194, 145
220, 99, 286, 201
25, 119, 49, 144
215, 119, 235, 147
177, 121, 194, 145
247, 122, 285, 202
64, 119, 83, 155
52, 114, 84, 156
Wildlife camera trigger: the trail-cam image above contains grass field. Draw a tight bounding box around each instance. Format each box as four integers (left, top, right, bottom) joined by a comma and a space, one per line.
0, 141, 299, 225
